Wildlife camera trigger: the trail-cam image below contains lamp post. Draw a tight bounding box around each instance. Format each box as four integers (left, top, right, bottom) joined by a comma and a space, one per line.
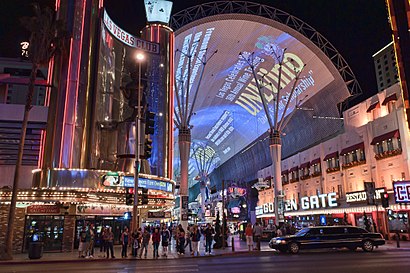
133, 52, 145, 231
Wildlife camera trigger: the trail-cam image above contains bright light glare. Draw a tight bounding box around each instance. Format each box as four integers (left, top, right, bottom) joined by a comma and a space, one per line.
136, 53, 145, 61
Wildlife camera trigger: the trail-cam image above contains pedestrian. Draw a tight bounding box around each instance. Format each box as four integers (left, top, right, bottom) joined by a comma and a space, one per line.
152, 227, 160, 259
191, 225, 201, 256
78, 228, 87, 258
139, 228, 151, 258
185, 225, 193, 254
245, 223, 254, 252
161, 225, 171, 257
276, 226, 283, 237
177, 224, 185, 255
204, 223, 215, 255
100, 227, 107, 256
253, 222, 263, 251
105, 227, 115, 258
121, 227, 129, 258
86, 224, 95, 258
131, 228, 141, 257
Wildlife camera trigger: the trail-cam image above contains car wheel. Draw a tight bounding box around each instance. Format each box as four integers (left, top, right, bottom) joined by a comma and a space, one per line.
362, 240, 374, 252
289, 242, 300, 254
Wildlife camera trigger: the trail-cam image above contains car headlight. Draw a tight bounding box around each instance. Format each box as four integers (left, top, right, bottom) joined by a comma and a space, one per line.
276, 239, 286, 244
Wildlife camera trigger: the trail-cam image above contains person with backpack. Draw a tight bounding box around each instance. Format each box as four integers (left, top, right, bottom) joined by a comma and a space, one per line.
161, 225, 171, 257
131, 227, 141, 257
191, 225, 201, 256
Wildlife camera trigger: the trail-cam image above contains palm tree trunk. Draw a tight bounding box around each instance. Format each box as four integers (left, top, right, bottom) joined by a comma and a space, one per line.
3, 64, 38, 260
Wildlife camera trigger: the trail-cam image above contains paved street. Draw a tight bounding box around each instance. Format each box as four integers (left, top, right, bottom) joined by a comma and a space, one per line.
1, 249, 409, 273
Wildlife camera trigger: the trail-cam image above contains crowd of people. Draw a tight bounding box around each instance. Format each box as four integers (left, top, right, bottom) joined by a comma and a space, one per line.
77, 222, 220, 259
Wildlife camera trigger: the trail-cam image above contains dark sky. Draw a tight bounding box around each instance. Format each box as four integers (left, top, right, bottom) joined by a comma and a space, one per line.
0, 0, 392, 102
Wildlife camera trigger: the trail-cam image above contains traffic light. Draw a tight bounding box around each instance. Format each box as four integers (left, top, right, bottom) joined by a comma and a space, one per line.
381, 192, 389, 208
141, 188, 149, 205
142, 137, 153, 159
125, 188, 134, 206
145, 111, 155, 135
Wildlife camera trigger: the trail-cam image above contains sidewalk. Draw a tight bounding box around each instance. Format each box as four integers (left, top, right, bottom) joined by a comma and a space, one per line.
1, 237, 409, 264
0, 235, 258, 264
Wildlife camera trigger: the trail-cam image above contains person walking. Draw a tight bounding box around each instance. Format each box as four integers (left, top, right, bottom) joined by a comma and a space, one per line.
191, 225, 201, 256
161, 225, 171, 257
121, 227, 129, 258
152, 227, 161, 259
105, 227, 115, 258
245, 223, 254, 252
253, 222, 263, 251
204, 223, 215, 255
139, 228, 151, 259
185, 225, 193, 255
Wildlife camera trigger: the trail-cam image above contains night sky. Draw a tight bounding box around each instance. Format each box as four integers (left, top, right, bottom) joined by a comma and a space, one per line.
0, 0, 392, 102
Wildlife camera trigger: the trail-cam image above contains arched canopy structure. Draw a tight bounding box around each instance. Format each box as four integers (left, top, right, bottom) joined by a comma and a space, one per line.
171, 1, 361, 182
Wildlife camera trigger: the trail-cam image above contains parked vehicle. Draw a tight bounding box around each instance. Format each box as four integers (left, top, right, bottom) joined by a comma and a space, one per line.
269, 226, 385, 254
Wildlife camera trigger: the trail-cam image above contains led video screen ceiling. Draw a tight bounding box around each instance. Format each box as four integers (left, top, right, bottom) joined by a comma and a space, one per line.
174, 14, 350, 169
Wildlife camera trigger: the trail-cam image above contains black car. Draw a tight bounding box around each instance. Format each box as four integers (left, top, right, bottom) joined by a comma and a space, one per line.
269, 226, 385, 254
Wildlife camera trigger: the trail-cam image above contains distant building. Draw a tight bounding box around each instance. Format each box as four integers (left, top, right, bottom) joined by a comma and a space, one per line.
372, 42, 399, 92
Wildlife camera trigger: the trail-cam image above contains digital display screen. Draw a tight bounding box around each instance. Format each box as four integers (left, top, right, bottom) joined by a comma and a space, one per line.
174, 16, 337, 172
393, 181, 410, 203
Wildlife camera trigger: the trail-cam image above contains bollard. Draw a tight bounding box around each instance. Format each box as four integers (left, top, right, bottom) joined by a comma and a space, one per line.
232, 237, 235, 252
396, 232, 400, 248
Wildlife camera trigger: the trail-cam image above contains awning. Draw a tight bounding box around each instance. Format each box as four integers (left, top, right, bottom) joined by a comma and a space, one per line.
370, 130, 400, 145
300, 162, 310, 169
289, 166, 299, 172
340, 142, 364, 155
281, 170, 289, 175
323, 152, 338, 161
310, 158, 321, 165
366, 102, 380, 112
382, 93, 398, 105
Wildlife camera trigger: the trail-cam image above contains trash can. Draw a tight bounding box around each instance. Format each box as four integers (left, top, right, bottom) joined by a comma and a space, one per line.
28, 234, 43, 259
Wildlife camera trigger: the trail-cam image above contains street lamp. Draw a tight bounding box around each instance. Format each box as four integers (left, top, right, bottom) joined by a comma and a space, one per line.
133, 52, 145, 231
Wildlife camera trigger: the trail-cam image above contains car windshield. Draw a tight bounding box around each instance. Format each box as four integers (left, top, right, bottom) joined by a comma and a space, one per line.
295, 228, 310, 237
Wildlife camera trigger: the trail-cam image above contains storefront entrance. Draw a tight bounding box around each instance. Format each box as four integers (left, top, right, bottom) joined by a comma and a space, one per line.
23, 215, 64, 252
74, 215, 131, 249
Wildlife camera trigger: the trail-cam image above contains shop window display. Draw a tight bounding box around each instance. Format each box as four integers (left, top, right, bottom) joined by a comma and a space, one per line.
24, 215, 64, 252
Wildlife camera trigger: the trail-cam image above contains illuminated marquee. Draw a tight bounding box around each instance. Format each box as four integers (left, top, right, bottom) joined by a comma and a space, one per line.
393, 181, 410, 203
123, 176, 173, 192
346, 188, 385, 203
256, 192, 338, 216
103, 9, 159, 54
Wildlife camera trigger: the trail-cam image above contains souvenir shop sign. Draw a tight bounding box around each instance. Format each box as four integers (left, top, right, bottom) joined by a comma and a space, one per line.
27, 205, 60, 214
346, 188, 385, 203
393, 180, 410, 203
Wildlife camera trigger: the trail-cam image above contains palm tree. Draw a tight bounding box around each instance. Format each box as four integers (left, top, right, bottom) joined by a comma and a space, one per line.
1, 3, 65, 260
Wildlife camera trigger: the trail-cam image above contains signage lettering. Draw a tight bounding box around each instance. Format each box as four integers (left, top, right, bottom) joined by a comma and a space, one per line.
393, 181, 410, 203
346, 188, 385, 203
103, 9, 159, 54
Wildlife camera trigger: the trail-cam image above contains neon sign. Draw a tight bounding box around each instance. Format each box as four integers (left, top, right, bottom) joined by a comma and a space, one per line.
393, 181, 410, 203
103, 9, 159, 54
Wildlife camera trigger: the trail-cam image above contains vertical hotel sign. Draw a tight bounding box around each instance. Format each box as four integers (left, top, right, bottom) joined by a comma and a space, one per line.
102, 9, 160, 54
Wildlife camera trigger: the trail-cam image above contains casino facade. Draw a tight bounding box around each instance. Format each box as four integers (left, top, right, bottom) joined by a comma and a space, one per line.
1, 0, 409, 254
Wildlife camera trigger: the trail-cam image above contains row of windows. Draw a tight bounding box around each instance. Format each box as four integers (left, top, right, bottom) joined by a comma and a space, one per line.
281, 137, 402, 184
